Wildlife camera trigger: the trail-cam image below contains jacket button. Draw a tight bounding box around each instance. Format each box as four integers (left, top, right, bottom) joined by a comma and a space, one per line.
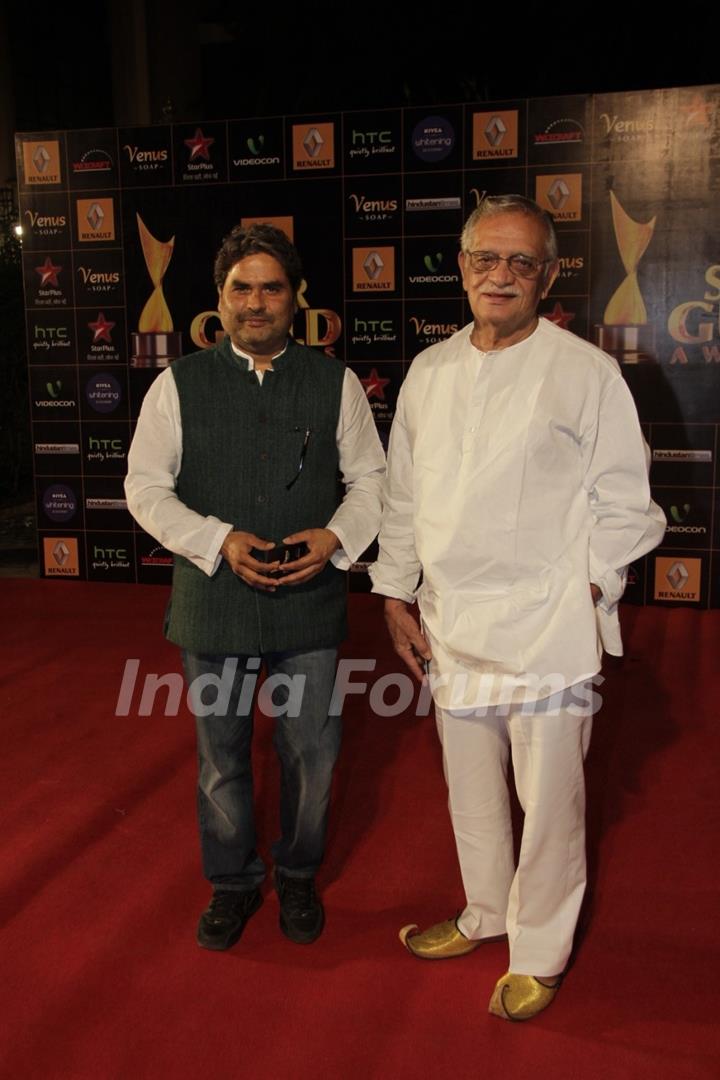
259, 451, 269, 461
257, 494, 266, 504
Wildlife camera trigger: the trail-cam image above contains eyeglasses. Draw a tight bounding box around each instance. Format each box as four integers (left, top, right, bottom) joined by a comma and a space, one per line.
464, 251, 550, 278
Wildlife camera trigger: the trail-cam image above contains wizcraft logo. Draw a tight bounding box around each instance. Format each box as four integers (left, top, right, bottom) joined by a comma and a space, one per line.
77, 198, 115, 242
533, 117, 585, 147
141, 544, 173, 567
72, 147, 113, 174
535, 175, 582, 222
473, 111, 518, 160
22, 140, 62, 184
292, 124, 335, 170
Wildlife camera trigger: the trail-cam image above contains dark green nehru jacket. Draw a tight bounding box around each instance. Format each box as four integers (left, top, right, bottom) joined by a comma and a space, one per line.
165, 337, 347, 655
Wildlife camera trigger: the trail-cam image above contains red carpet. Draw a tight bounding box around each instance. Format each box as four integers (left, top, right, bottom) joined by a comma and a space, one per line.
0, 580, 718, 1078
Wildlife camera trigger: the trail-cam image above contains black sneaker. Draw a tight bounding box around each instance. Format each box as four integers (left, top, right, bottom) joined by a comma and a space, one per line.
196, 888, 263, 951
275, 874, 325, 944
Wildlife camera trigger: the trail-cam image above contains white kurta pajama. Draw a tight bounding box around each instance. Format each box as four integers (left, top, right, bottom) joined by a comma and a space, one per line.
371, 318, 665, 974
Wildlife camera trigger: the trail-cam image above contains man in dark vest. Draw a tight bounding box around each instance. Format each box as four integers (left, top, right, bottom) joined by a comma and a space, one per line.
125, 223, 385, 949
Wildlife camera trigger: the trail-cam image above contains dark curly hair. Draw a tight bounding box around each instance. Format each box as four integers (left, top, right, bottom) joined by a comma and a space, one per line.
213, 222, 303, 295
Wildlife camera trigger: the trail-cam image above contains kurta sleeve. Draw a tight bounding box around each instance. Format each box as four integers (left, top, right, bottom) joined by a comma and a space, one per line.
369, 389, 422, 602
583, 375, 666, 609
124, 369, 233, 576
327, 368, 386, 569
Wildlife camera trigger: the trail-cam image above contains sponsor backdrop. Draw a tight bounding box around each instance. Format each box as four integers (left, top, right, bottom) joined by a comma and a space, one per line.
16, 86, 720, 606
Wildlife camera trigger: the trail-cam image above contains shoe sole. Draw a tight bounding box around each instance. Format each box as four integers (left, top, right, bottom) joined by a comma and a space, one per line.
196, 891, 263, 951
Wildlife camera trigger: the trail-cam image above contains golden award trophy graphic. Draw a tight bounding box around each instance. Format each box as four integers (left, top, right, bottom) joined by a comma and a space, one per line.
130, 214, 183, 367
595, 190, 657, 363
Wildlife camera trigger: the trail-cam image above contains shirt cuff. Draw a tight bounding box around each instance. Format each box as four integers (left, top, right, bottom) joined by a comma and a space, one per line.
590, 565, 627, 611
201, 522, 234, 577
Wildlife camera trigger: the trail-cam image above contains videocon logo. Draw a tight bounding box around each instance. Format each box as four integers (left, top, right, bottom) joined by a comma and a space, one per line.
35, 378, 75, 409
247, 136, 265, 156
670, 504, 690, 524
409, 250, 459, 286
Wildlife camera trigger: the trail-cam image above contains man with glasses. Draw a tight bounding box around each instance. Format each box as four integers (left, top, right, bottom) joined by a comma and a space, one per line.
371, 196, 664, 1019
126, 223, 385, 951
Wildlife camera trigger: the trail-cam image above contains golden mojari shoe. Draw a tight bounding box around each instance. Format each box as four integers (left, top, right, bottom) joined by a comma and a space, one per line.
399, 917, 482, 959
488, 972, 561, 1021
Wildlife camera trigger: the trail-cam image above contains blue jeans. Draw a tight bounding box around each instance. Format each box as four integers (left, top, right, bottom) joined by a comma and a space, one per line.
182, 648, 341, 890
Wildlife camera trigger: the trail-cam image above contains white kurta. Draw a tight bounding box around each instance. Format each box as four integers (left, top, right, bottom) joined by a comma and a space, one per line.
370, 319, 665, 708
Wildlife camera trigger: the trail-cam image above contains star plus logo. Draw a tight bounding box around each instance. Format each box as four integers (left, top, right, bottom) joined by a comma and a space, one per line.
360, 368, 390, 401
544, 302, 575, 329
35, 257, 62, 287
184, 128, 214, 161
88, 312, 115, 343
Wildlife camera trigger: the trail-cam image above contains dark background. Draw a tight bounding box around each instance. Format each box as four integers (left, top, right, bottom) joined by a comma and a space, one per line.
1, 0, 717, 565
